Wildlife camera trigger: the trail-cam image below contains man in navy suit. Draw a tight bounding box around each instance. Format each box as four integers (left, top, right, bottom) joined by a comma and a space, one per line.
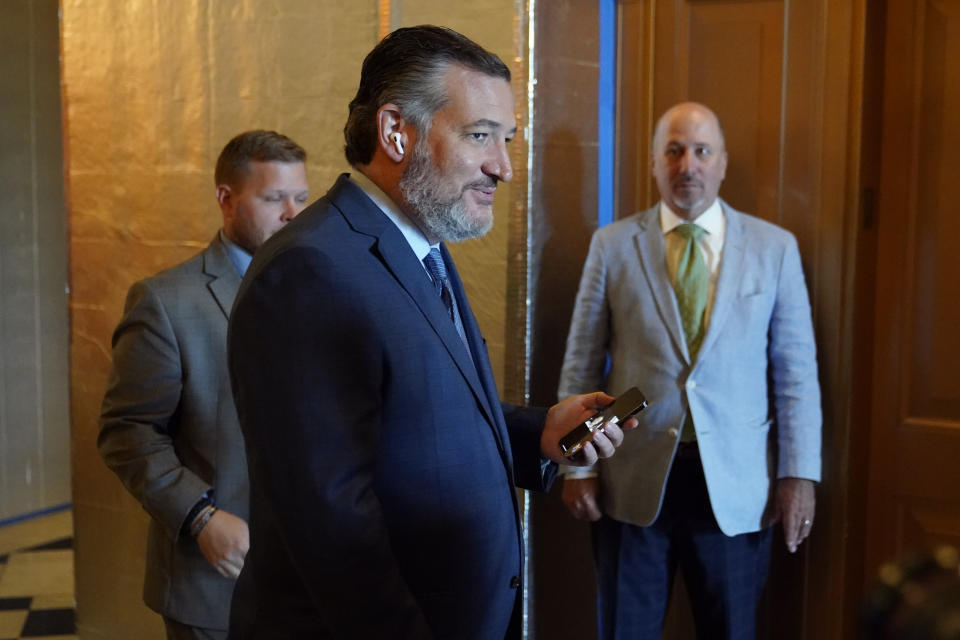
226, 26, 632, 639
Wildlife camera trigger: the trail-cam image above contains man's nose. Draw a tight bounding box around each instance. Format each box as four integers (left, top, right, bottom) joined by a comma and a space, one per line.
282, 198, 301, 221
483, 142, 513, 183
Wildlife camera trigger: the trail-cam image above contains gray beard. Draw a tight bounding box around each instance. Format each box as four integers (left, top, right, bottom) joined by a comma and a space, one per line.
398, 144, 494, 243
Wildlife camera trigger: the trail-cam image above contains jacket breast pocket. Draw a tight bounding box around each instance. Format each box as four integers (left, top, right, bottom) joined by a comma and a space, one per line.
736, 282, 775, 324
738, 278, 769, 299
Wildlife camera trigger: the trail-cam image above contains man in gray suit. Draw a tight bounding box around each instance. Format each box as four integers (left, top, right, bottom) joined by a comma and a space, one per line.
99, 130, 309, 640
558, 103, 821, 639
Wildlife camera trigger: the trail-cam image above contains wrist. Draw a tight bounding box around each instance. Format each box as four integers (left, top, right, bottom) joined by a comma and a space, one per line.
190, 504, 217, 537
559, 464, 597, 479
182, 489, 217, 537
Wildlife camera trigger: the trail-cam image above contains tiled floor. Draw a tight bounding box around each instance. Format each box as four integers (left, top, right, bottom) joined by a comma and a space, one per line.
0, 510, 76, 640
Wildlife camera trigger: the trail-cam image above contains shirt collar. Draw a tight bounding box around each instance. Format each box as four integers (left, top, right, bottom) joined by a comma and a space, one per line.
349, 171, 435, 261
659, 198, 724, 237
219, 229, 252, 276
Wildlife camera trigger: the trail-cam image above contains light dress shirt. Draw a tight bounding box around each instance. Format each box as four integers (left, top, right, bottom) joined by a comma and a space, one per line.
220, 229, 252, 277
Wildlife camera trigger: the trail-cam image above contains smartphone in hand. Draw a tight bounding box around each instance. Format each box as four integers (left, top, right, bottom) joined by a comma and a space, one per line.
559, 387, 647, 458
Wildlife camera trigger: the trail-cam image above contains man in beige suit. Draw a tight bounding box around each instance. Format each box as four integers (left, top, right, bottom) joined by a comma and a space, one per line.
98, 130, 309, 640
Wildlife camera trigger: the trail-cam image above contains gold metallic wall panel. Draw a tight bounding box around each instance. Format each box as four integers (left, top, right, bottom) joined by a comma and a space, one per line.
65, 1, 527, 637
388, 1, 524, 392
72, 504, 164, 639
63, 2, 379, 637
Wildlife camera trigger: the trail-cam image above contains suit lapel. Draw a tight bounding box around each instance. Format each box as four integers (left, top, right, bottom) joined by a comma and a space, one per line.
633, 208, 691, 362
442, 245, 508, 456
203, 234, 242, 319
696, 202, 745, 362
329, 176, 501, 444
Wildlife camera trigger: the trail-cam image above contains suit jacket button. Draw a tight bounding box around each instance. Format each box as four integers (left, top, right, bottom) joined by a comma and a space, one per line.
509, 576, 521, 589
667, 428, 679, 438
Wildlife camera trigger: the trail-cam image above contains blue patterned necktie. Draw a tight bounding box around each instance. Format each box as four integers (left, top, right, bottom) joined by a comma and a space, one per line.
423, 248, 454, 317
423, 248, 468, 346
672, 223, 708, 441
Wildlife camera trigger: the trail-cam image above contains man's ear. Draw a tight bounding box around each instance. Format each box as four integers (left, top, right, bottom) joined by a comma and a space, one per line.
377, 104, 409, 163
216, 184, 233, 213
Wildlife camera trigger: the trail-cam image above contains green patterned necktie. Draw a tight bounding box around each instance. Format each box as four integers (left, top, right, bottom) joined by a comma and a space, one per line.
672, 223, 708, 358
672, 223, 707, 442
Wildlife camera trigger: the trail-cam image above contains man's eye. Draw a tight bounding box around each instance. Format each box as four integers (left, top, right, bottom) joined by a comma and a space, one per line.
264, 195, 283, 202
296, 195, 309, 204
468, 132, 488, 142
696, 147, 711, 157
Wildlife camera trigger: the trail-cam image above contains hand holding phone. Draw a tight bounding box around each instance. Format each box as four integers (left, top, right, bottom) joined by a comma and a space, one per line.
559, 387, 647, 458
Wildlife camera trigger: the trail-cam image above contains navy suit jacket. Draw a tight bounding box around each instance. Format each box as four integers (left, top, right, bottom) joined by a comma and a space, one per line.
227, 174, 551, 639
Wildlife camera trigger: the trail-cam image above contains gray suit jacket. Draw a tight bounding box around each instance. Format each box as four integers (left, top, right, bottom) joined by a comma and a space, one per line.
558, 202, 821, 536
99, 234, 247, 629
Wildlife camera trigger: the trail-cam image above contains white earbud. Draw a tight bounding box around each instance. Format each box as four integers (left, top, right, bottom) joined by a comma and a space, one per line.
390, 132, 404, 155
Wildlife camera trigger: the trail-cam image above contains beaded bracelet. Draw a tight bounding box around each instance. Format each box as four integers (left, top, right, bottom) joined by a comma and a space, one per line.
189, 504, 217, 537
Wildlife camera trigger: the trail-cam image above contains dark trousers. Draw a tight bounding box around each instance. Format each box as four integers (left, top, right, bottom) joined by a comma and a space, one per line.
164, 617, 227, 640
593, 453, 773, 640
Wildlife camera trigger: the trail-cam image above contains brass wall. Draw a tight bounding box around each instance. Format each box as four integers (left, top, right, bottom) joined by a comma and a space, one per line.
64, 1, 526, 637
